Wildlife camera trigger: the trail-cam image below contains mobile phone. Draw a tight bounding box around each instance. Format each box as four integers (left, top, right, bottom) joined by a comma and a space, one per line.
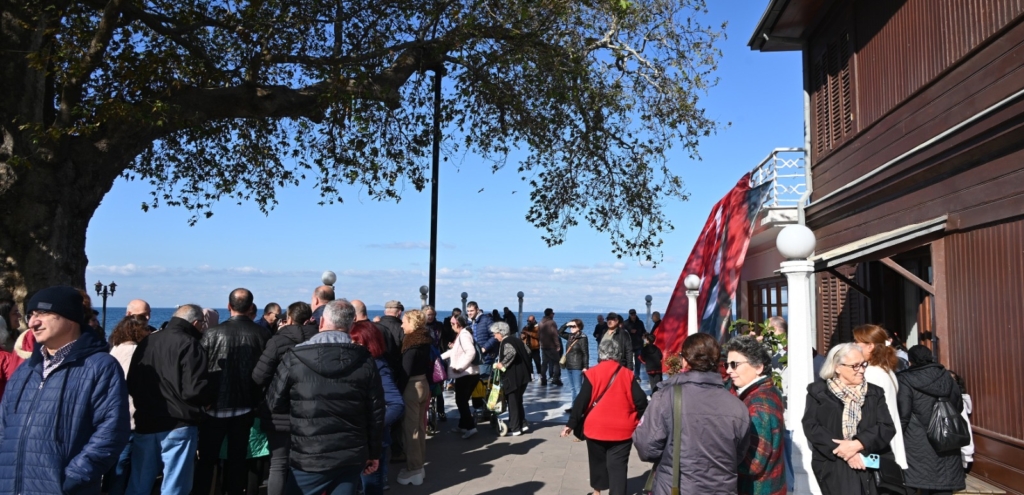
861, 453, 880, 469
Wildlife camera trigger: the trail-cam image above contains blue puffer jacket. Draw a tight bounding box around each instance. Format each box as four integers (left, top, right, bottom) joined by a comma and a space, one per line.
0, 329, 130, 495
471, 313, 497, 365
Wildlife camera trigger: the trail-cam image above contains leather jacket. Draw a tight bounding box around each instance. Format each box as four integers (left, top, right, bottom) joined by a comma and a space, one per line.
200, 315, 270, 410
559, 327, 590, 370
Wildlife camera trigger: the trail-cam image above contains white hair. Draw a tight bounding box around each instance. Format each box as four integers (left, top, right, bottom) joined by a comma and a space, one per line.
819, 343, 864, 380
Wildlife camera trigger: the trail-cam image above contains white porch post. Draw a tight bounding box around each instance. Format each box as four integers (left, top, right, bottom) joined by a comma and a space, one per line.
684, 274, 700, 333
776, 225, 821, 495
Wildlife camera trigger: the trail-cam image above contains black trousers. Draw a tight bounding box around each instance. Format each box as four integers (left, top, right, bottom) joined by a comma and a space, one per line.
193, 412, 254, 495
505, 388, 525, 432
648, 373, 663, 395
541, 349, 561, 382
454, 375, 478, 430
586, 438, 632, 495
528, 349, 542, 375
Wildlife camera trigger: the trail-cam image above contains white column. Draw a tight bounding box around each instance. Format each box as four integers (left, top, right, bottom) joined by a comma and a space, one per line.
780, 259, 820, 495
686, 290, 699, 332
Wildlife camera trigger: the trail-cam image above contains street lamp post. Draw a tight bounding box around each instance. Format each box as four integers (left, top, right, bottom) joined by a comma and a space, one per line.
517, 291, 524, 331
776, 224, 820, 495
684, 274, 700, 334
461, 292, 468, 314
94, 281, 117, 332
322, 271, 337, 287
419, 285, 429, 309
644, 295, 653, 327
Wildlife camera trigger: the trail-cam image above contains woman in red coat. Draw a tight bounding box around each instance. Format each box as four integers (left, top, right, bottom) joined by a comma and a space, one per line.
562, 338, 648, 495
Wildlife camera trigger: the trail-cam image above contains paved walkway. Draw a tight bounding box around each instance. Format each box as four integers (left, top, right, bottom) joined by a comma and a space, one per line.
388, 378, 654, 495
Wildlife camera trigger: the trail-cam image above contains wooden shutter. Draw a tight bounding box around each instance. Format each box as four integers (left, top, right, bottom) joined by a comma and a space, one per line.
815, 263, 870, 353
812, 30, 855, 157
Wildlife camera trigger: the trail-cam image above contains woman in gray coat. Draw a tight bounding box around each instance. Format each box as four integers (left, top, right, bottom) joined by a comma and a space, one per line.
632, 333, 750, 495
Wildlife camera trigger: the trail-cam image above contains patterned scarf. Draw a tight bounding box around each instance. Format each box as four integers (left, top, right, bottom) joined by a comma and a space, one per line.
827, 377, 867, 440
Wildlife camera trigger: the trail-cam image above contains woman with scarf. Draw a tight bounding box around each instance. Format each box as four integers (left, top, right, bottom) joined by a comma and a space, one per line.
803, 343, 896, 495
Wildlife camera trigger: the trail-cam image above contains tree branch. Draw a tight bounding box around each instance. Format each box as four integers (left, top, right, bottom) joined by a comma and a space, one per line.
56, 0, 124, 128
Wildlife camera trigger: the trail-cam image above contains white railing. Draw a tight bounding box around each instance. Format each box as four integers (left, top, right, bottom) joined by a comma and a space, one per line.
750, 148, 807, 208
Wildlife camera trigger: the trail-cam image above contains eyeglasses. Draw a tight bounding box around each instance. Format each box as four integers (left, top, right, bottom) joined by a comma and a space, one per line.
25, 310, 56, 324
726, 360, 749, 370
839, 362, 869, 371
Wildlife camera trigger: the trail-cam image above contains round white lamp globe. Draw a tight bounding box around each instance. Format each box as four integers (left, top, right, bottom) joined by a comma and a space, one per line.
683, 274, 701, 291
776, 224, 817, 260
644, 294, 653, 303
517, 291, 524, 299
321, 271, 337, 286
419, 285, 429, 295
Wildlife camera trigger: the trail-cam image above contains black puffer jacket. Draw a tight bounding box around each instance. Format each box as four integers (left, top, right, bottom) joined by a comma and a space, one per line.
558, 327, 589, 370
267, 341, 384, 472
252, 324, 319, 432
897, 363, 966, 491
200, 316, 270, 410
802, 381, 895, 495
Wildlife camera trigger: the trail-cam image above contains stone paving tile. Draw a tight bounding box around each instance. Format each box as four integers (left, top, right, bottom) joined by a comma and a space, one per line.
383, 380, 654, 494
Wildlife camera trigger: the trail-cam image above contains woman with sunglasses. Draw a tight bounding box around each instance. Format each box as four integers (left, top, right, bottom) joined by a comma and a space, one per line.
559, 318, 589, 410
725, 336, 786, 495
803, 343, 896, 495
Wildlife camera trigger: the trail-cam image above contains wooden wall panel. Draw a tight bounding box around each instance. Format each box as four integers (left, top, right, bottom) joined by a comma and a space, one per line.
947, 219, 1024, 492
854, 0, 1024, 127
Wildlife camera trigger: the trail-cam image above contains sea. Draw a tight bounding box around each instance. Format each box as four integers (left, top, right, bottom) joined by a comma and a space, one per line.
101, 308, 655, 366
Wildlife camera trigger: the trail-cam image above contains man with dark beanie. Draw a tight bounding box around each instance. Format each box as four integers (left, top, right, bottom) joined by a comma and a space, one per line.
0, 286, 130, 495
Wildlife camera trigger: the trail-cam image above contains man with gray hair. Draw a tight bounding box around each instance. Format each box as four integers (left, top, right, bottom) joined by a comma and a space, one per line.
127, 304, 214, 495
267, 298, 384, 494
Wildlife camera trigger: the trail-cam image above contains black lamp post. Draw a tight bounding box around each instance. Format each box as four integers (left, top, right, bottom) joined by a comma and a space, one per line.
94, 281, 116, 331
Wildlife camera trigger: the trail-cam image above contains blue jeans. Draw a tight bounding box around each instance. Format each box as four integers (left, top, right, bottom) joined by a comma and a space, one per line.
292, 464, 363, 495
565, 369, 583, 405
126, 426, 198, 495
360, 447, 389, 495
103, 434, 133, 495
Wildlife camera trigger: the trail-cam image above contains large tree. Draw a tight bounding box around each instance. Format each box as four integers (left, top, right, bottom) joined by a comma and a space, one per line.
0, 0, 723, 301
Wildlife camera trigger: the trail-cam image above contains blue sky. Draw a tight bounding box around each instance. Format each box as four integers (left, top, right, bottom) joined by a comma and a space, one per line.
84, 2, 803, 312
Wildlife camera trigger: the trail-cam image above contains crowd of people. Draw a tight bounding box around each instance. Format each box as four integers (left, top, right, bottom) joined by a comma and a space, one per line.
0, 286, 975, 495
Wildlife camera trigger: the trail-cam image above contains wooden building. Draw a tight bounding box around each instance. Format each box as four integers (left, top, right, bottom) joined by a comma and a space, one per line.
744, 1, 1024, 492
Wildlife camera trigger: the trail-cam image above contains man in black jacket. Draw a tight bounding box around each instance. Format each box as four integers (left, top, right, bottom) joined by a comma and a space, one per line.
623, 309, 647, 381
374, 299, 406, 461
127, 304, 214, 495
193, 289, 270, 495
267, 299, 385, 493
602, 312, 633, 372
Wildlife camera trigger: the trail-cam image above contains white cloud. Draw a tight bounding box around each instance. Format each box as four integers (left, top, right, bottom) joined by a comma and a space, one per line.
87, 261, 685, 311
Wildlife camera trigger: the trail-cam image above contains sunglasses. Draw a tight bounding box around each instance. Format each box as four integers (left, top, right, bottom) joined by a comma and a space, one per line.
725, 360, 749, 370
839, 362, 869, 371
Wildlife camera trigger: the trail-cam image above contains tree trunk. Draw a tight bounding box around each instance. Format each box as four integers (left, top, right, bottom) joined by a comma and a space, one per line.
0, 145, 125, 306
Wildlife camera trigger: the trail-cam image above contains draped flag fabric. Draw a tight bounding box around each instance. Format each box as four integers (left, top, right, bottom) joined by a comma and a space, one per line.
655, 173, 771, 360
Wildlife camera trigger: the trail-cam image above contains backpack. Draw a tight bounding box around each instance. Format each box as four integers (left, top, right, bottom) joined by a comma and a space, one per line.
926, 396, 971, 453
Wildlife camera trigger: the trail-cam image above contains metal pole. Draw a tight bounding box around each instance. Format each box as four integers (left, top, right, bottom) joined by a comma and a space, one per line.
428, 71, 442, 308
644, 295, 652, 327
101, 293, 107, 331
517, 291, 524, 332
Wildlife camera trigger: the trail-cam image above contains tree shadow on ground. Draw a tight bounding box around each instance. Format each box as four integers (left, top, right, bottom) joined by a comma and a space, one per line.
395, 437, 544, 494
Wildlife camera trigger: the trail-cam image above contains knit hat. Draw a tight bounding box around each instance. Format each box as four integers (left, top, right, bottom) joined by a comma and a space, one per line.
26, 286, 84, 326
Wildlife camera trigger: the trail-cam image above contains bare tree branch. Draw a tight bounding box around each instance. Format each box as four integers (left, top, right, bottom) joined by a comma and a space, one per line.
57, 0, 124, 128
